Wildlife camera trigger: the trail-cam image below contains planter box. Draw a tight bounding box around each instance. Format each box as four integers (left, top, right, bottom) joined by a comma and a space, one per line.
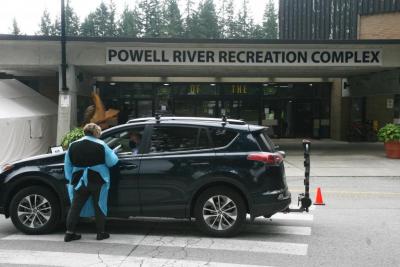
384, 141, 400, 159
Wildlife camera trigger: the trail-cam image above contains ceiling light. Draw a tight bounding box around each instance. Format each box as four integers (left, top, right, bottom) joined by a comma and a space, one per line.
109, 82, 116, 86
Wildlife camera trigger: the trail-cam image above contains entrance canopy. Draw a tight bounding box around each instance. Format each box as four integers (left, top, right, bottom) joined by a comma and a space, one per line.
0, 35, 399, 79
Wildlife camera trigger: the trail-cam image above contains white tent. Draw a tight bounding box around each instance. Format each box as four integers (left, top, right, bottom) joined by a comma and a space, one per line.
0, 79, 58, 165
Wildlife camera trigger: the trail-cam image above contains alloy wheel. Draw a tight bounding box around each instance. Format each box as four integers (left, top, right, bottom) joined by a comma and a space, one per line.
202, 195, 238, 231
17, 194, 52, 229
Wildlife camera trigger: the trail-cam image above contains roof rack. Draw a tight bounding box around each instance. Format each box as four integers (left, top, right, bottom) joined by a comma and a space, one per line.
127, 116, 246, 125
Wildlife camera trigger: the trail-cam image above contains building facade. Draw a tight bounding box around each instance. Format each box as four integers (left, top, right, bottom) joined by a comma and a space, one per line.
279, 0, 400, 141
0, 36, 399, 146
279, 0, 400, 40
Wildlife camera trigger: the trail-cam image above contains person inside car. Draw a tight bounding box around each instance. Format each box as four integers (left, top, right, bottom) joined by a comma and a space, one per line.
129, 132, 142, 155
64, 123, 119, 242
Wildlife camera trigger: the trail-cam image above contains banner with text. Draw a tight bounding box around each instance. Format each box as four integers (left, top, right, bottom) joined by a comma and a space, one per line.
106, 47, 383, 66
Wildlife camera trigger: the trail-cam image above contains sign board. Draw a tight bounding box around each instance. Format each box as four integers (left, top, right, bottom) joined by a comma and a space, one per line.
106, 47, 383, 66
342, 78, 350, 97
387, 98, 394, 109
50, 146, 63, 154
60, 95, 70, 108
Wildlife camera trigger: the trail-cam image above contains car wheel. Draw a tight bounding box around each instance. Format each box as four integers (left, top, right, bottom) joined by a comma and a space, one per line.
194, 186, 246, 237
10, 186, 60, 234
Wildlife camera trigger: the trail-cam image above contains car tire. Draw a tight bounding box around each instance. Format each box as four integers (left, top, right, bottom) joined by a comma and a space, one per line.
10, 186, 60, 235
194, 186, 246, 237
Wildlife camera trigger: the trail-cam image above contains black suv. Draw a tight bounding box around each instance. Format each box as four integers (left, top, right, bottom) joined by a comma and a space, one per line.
0, 117, 291, 237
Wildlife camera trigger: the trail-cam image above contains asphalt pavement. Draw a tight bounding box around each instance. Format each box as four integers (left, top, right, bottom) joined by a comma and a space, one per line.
0, 139, 399, 266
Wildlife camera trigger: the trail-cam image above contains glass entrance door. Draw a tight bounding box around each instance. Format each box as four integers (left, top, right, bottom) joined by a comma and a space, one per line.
174, 98, 218, 117
137, 100, 153, 118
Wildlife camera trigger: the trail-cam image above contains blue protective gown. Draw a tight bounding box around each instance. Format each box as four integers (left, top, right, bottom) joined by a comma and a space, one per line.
64, 136, 119, 217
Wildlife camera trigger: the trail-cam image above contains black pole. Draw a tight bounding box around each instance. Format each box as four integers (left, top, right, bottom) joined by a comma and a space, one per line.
61, 0, 68, 91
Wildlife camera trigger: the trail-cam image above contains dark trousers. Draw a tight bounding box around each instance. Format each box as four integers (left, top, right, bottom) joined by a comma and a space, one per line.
66, 182, 105, 233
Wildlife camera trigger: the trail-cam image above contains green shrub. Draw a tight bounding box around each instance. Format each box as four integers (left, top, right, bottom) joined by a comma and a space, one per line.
377, 123, 400, 142
61, 128, 84, 149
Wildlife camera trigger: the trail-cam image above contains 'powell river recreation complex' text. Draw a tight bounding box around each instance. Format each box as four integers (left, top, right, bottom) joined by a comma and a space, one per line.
107, 48, 382, 65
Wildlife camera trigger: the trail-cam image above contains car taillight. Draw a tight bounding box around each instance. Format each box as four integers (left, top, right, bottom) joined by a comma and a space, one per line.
247, 152, 283, 164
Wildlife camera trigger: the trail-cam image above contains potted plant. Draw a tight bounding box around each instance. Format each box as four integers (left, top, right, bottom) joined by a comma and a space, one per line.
377, 123, 400, 159
60, 128, 84, 150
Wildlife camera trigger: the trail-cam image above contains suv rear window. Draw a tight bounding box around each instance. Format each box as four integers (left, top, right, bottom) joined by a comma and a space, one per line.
210, 128, 238, 148
253, 130, 275, 152
149, 126, 210, 153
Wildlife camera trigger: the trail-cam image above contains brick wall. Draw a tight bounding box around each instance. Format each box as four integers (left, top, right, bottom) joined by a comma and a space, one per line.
358, 12, 400, 39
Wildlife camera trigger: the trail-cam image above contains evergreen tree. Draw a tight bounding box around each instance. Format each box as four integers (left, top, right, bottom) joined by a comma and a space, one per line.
197, 0, 219, 39
106, 0, 117, 36
11, 18, 20, 35
38, 10, 52, 36
185, 11, 200, 38
262, 0, 278, 39
183, 0, 195, 37
118, 6, 142, 37
93, 2, 111, 36
80, 13, 97, 36
224, 0, 236, 38
251, 24, 265, 39
50, 17, 61, 36
163, 0, 184, 37
65, 0, 80, 36
80, 1, 117, 37
139, 0, 163, 37
217, 0, 228, 38
236, 0, 254, 38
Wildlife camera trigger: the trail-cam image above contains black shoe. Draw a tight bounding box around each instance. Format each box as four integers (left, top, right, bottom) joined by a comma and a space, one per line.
64, 233, 81, 242
96, 232, 110, 240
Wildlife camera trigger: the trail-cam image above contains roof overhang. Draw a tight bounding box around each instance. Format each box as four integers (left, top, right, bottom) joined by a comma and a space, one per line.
0, 35, 399, 79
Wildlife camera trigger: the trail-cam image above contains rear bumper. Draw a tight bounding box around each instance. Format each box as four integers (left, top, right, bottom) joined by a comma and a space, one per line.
250, 189, 291, 217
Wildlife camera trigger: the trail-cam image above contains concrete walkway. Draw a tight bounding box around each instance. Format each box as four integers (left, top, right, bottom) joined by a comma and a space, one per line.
272, 139, 400, 177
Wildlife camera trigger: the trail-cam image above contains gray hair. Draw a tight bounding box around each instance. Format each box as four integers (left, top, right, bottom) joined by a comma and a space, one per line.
83, 123, 102, 138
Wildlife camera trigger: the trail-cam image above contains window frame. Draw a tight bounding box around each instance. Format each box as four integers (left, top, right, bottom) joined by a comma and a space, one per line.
142, 124, 214, 156
208, 127, 240, 151
100, 124, 150, 158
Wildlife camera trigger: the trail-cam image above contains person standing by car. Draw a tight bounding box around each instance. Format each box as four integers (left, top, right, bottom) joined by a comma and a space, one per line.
64, 123, 119, 242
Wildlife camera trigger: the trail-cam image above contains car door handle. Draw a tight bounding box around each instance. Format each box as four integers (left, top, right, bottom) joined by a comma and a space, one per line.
190, 162, 210, 166
120, 163, 138, 170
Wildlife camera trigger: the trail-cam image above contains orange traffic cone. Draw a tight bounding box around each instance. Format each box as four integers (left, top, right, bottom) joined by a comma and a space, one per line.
314, 187, 325, 205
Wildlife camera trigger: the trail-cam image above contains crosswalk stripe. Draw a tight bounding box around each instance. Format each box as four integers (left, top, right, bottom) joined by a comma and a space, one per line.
0, 249, 270, 267
246, 224, 312, 236
288, 204, 316, 211
2, 233, 308, 256
269, 213, 314, 221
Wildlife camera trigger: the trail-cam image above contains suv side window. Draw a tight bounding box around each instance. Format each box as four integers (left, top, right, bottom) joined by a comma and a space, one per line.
149, 126, 210, 153
102, 126, 145, 156
209, 128, 238, 148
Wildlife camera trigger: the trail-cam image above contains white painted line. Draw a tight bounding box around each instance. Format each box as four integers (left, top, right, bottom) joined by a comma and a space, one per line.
247, 224, 312, 236
270, 213, 314, 221
246, 212, 314, 222
289, 204, 316, 211
2, 233, 308, 256
0, 249, 270, 267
